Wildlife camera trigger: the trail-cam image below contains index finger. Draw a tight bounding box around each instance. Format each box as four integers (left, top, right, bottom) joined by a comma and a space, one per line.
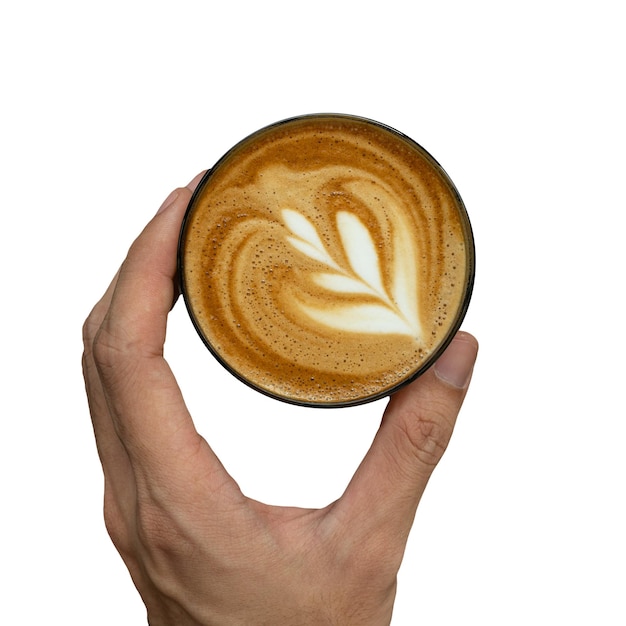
91, 174, 234, 493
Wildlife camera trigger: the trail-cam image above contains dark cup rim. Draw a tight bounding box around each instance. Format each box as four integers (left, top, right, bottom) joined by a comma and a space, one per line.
177, 113, 475, 408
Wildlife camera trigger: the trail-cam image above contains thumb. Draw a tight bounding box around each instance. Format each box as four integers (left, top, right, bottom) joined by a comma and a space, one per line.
383, 331, 478, 481
336, 332, 478, 548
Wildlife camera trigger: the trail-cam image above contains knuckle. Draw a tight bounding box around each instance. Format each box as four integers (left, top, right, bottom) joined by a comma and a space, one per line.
393, 401, 454, 471
91, 324, 120, 368
91, 322, 140, 384
82, 306, 102, 353
82, 305, 129, 376
407, 418, 448, 468
103, 491, 131, 554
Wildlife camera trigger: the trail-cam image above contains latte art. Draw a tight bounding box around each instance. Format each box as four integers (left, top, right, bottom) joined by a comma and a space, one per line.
179, 115, 474, 406
281, 189, 421, 338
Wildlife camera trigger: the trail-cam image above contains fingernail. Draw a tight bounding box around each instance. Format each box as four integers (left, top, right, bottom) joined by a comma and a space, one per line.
434, 332, 478, 389
186, 170, 208, 191
156, 189, 180, 215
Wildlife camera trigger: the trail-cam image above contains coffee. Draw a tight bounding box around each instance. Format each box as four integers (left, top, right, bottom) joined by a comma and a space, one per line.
179, 114, 474, 407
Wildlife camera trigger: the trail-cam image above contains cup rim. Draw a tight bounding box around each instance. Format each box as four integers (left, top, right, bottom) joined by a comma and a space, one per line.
177, 113, 475, 408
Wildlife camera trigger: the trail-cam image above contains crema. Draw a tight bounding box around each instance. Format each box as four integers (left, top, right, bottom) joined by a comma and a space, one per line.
179, 114, 475, 406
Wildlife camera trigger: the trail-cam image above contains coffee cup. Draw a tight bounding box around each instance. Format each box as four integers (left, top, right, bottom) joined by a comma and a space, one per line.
178, 114, 475, 407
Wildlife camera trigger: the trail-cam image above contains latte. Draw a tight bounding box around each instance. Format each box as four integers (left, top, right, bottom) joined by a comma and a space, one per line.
178, 114, 474, 407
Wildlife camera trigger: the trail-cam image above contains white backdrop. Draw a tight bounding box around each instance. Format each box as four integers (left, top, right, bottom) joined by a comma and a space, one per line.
1, 1, 624, 624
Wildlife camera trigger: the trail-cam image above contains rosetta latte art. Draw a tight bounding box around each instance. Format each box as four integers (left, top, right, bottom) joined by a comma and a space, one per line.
180, 114, 473, 406
282, 204, 422, 338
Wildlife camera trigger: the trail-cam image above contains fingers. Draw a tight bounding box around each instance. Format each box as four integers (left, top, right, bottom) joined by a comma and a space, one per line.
83, 266, 138, 516
92, 184, 196, 484
334, 332, 478, 563
83, 173, 233, 496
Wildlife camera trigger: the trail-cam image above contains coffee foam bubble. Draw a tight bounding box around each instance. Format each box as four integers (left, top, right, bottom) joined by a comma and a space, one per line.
181, 115, 473, 406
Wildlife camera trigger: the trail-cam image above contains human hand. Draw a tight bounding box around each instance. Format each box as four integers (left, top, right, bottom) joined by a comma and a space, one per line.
82, 175, 478, 625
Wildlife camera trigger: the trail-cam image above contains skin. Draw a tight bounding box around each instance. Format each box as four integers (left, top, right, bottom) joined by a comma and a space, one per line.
82, 173, 479, 625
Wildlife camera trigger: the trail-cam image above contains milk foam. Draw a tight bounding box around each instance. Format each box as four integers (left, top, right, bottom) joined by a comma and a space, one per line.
180, 115, 473, 406
282, 205, 422, 337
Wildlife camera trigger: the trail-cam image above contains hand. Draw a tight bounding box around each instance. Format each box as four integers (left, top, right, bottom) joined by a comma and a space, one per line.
82, 175, 478, 626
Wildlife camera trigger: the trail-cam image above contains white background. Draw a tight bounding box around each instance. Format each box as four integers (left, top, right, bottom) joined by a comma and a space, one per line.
1, 1, 624, 624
